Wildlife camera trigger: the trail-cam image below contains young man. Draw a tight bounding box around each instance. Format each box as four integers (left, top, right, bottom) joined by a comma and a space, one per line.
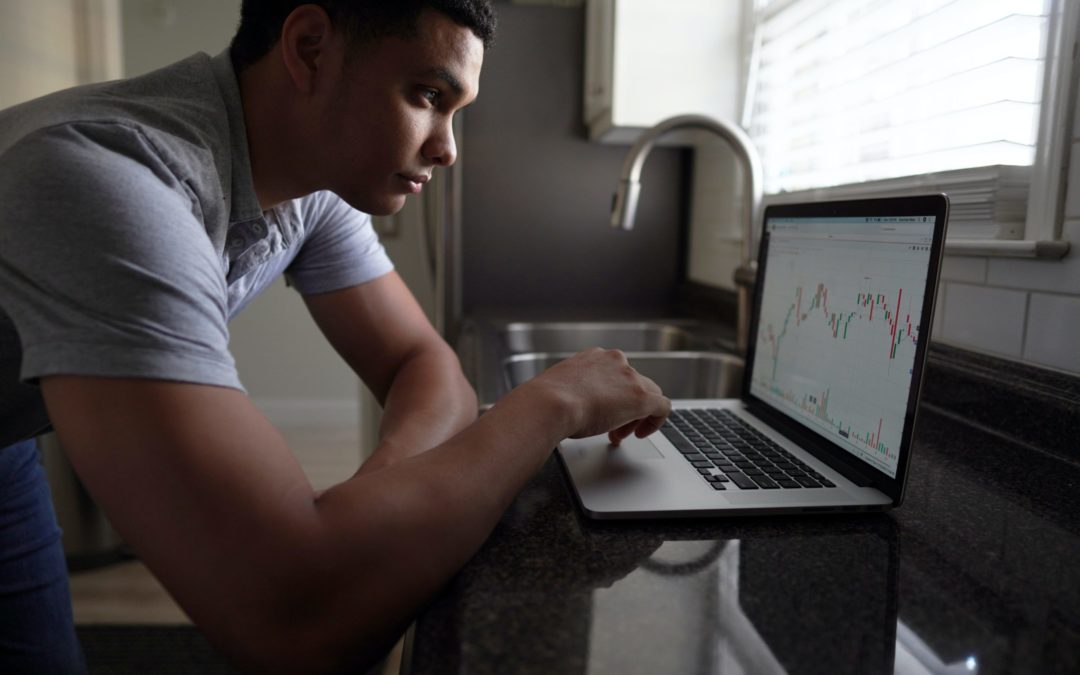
0, 1, 670, 672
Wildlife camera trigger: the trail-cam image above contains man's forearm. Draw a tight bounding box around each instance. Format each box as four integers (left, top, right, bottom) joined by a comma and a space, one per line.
302, 348, 668, 670
305, 376, 571, 669
300, 275, 478, 472
362, 344, 478, 471
44, 349, 666, 672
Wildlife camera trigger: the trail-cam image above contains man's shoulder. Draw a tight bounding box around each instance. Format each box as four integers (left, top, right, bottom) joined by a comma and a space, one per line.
0, 53, 234, 230
0, 53, 226, 174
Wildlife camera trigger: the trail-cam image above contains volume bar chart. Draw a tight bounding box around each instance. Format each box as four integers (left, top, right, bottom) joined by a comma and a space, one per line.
765, 382, 897, 463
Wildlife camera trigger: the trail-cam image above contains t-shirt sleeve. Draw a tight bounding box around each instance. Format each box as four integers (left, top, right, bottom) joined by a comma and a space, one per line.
284, 190, 394, 295
0, 122, 242, 390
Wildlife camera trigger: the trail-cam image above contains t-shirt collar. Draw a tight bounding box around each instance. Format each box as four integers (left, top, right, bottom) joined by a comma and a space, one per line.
209, 49, 263, 225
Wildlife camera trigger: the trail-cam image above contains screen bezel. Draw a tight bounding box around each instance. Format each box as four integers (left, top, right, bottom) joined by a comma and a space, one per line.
740, 194, 949, 504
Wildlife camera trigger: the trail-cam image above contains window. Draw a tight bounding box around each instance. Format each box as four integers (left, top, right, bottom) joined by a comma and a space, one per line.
748, 0, 1047, 192
741, 0, 1076, 254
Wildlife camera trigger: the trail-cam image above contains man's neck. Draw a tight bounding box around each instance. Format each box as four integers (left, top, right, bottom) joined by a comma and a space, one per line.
236, 56, 317, 211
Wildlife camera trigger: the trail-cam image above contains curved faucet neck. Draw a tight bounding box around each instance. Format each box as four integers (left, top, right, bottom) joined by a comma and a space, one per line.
610, 114, 764, 354
611, 114, 762, 260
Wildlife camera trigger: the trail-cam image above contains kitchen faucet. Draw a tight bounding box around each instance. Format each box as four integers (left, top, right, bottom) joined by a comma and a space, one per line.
610, 114, 763, 354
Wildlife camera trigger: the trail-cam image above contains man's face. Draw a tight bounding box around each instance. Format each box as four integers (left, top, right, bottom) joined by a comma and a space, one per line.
315, 9, 483, 215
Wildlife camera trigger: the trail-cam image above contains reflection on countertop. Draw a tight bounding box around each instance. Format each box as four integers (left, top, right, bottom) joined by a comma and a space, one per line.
406, 406, 1080, 675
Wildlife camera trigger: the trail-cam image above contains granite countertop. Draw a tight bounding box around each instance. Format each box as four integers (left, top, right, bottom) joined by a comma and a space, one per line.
405, 407, 1080, 675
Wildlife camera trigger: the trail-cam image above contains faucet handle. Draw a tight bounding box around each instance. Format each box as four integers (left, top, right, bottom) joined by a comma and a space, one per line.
734, 261, 757, 288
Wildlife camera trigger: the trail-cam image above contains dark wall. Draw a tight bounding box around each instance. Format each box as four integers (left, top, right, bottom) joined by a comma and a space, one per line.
461, 3, 684, 316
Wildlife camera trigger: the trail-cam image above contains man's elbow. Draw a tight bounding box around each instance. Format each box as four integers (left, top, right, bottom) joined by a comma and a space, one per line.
196, 533, 399, 673
221, 605, 396, 674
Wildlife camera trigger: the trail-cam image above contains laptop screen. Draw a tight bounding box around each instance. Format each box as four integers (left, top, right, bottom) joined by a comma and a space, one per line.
747, 211, 937, 479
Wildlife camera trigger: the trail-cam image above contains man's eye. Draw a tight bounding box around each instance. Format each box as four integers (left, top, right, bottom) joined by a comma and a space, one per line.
421, 88, 439, 104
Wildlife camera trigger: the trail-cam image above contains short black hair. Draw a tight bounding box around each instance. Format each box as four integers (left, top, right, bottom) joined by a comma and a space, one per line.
230, 0, 496, 71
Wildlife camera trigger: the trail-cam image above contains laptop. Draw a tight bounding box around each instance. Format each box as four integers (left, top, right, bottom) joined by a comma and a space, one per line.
557, 194, 949, 518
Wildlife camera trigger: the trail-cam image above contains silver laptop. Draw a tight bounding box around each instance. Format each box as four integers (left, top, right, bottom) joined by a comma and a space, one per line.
558, 194, 950, 518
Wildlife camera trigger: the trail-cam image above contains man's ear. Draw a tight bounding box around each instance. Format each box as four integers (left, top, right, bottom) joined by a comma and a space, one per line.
279, 4, 336, 95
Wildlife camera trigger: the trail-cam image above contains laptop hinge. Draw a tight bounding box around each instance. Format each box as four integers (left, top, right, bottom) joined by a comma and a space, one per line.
817, 449, 877, 488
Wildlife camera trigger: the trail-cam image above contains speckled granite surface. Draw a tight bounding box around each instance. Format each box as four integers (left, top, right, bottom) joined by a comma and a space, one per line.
406, 405, 1080, 675
921, 344, 1080, 464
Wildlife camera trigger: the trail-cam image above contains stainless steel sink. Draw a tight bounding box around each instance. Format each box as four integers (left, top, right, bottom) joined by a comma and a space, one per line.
503, 351, 744, 399
499, 321, 709, 354
460, 318, 742, 405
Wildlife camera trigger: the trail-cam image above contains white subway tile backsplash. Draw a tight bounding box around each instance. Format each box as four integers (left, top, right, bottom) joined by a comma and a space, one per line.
1024, 293, 1080, 373
938, 283, 1027, 358
986, 219, 1080, 292
924, 79, 1080, 373
939, 255, 987, 283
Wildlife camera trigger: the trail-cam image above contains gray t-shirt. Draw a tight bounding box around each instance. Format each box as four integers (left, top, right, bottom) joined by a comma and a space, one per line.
0, 51, 394, 447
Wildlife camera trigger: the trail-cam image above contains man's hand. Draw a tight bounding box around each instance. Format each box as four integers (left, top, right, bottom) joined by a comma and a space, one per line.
512, 347, 671, 446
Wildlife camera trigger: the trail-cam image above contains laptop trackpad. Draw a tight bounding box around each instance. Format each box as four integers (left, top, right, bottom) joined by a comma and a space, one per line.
612, 436, 665, 460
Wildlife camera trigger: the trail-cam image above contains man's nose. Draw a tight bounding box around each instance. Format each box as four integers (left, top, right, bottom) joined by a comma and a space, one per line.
423, 119, 457, 167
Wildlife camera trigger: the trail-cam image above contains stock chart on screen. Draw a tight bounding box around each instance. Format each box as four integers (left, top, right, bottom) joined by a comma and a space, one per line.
749, 216, 935, 477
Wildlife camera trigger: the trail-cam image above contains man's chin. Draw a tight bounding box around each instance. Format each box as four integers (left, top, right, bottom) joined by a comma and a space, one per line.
336, 192, 408, 217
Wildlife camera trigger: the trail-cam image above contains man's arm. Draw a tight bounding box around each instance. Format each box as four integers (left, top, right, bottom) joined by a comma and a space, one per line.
301, 271, 478, 472
42, 349, 668, 673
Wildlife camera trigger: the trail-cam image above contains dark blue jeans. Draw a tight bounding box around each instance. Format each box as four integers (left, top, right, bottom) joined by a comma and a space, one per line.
0, 439, 87, 673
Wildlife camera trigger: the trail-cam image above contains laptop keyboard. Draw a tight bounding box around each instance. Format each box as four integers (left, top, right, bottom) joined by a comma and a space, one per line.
660, 409, 837, 491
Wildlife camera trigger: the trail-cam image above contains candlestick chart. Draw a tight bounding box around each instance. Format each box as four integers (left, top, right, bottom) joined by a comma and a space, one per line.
750, 232, 931, 477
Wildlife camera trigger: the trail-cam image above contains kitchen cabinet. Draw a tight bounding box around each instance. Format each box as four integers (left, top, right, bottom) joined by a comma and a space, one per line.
583, 0, 743, 143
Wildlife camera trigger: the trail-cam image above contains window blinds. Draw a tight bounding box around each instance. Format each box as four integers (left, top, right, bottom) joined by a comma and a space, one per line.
746, 0, 1050, 238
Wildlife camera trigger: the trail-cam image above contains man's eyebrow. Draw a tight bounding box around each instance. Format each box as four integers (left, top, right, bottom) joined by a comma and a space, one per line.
419, 67, 464, 95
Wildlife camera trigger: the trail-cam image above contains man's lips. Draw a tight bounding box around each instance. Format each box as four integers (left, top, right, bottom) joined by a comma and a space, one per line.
397, 173, 430, 193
